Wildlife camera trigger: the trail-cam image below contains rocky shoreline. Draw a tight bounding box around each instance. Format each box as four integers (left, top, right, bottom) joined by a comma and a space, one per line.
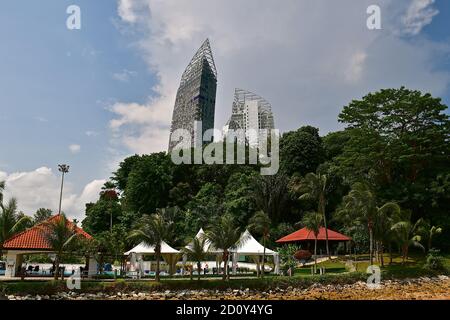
3, 275, 449, 300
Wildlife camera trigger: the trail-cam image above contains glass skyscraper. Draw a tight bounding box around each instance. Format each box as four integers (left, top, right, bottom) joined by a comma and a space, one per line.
223, 88, 275, 146
168, 39, 217, 152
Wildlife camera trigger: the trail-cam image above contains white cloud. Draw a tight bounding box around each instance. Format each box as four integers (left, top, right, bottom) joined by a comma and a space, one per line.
345, 52, 368, 83
69, 144, 81, 154
112, 69, 137, 82
110, 0, 449, 155
402, 0, 439, 35
0, 167, 105, 221
85, 130, 99, 137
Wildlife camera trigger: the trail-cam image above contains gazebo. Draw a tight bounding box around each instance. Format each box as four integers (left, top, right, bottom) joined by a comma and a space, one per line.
124, 241, 181, 276
2, 214, 94, 278
231, 230, 280, 275
276, 227, 351, 255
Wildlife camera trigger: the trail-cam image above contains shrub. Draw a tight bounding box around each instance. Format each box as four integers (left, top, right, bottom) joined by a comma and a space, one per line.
294, 250, 312, 261
423, 249, 447, 272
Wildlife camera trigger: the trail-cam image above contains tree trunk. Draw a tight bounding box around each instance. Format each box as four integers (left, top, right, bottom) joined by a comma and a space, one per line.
428, 236, 432, 253
262, 237, 266, 278
54, 255, 60, 280
155, 249, 161, 282
222, 251, 228, 281
314, 237, 318, 274
197, 261, 201, 281
320, 195, 330, 258
380, 243, 384, 267
369, 227, 374, 265
403, 245, 409, 265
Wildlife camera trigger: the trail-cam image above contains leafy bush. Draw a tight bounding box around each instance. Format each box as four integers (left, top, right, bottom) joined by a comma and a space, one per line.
294, 250, 312, 261
278, 244, 300, 274
423, 249, 447, 272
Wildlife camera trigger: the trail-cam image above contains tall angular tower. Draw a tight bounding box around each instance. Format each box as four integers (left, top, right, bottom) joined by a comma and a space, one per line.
168, 39, 218, 152
223, 89, 275, 146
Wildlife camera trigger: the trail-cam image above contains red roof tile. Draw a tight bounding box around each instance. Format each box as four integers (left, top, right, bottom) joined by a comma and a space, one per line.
276, 227, 351, 243
2, 215, 92, 250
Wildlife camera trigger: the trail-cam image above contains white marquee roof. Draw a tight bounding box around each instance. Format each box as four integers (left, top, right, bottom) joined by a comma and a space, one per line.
185, 228, 222, 254
231, 230, 278, 255
124, 241, 180, 255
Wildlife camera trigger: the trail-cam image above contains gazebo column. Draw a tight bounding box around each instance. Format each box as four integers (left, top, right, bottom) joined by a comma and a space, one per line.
88, 256, 98, 278
232, 253, 238, 275
5, 251, 22, 278
274, 254, 280, 275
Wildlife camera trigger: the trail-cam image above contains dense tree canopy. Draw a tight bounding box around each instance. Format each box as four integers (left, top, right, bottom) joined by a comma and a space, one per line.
79, 87, 449, 257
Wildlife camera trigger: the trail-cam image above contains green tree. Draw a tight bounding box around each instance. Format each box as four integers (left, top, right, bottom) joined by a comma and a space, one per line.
339, 182, 400, 265
301, 211, 322, 272
205, 214, 243, 280
33, 208, 53, 224
251, 174, 289, 223
280, 126, 325, 177
427, 226, 442, 253
186, 183, 224, 235
294, 173, 330, 258
391, 212, 425, 264
182, 237, 207, 281
112, 154, 141, 191
41, 215, 78, 280
372, 201, 401, 266
224, 171, 258, 225
0, 197, 32, 256
337, 87, 450, 231
128, 212, 173, 282
124, 153, 174, 215
0, 181, 5, 206
82, 197, 123, 235
248, 211, 271, 277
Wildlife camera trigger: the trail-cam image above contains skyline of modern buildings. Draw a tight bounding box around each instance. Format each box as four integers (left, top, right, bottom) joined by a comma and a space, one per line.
168, 39, 218, 152
168, 40, 275, 150
222, 88, 275, 146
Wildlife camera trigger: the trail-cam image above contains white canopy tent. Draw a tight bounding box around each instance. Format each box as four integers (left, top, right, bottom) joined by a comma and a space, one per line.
183, 228, 224, 273
231, 230, 280, 275
124, 241, 181, 277
184, 229, 280, 275
184, 228, 222, 254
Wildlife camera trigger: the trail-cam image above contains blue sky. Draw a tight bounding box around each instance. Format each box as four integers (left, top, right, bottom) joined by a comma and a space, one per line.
0, 1, 155, 183
0, 0, 449, 219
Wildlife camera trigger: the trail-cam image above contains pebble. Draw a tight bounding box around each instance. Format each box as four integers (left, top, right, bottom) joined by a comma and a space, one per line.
4, 276, 450, 300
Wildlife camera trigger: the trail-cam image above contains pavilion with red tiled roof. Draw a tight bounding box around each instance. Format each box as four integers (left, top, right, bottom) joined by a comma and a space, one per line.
3, 215, 91, 251
276, 227, 351, 255
1, 214, 93, 278
276, 227, 351, 243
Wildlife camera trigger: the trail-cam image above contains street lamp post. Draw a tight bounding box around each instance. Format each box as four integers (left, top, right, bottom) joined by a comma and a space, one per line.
58, 164, 70, 214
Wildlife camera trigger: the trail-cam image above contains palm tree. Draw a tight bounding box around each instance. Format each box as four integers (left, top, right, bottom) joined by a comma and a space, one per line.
0, 180, 5, 205
301, 212, 322, 272
295, 173, 330, 258
0, 198, 32, 256
248, 211, 271, 277
391, 212, 424, 264
340, 182, 400, 265
128, 212, 173, 282
41, 214, 78, 280
205, 214, 243, 280
182, 237, 207, 281
427, 225, 442, 252
373, 202, 401, 266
